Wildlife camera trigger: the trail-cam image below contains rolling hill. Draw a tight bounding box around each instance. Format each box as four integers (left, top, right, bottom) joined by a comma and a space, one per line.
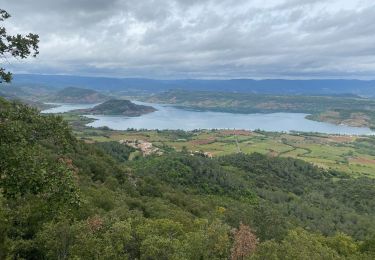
84, 99, 156, 116
51, 87, 108, 103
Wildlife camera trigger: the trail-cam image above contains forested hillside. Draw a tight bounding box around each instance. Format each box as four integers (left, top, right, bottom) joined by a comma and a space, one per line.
51, 87, 108, 104
84, 99, 156, 116
1, 97, 375, 259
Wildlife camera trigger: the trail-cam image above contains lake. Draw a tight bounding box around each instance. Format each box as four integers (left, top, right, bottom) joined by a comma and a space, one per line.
42, 101, 374, 135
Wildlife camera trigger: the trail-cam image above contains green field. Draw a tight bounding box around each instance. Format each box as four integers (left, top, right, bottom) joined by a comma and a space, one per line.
65, 116, 375, 178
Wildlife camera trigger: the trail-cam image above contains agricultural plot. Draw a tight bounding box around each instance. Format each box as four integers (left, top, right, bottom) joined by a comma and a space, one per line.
66, 117, 375, 178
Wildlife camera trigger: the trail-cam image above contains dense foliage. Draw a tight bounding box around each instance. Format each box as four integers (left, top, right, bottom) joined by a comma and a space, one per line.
1, 97, 375, 259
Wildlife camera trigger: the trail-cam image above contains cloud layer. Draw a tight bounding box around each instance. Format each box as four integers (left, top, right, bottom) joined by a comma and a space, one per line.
2, 0, 375, 79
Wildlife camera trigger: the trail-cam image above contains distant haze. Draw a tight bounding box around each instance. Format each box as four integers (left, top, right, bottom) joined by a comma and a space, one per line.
2, 0, 375, 79
9, 74, 375, 97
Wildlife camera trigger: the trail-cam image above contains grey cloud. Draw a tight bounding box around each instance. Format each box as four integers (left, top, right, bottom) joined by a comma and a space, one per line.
274, 0, 326, 10
1, 0, 375, 79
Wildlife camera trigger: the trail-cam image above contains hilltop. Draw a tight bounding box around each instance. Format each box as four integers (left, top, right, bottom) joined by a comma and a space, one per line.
85, 99, 156, 116
51, 87, 108, 103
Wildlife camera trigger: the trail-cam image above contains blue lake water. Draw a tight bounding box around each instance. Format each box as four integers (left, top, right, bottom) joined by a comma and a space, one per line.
42, 101, 374, 135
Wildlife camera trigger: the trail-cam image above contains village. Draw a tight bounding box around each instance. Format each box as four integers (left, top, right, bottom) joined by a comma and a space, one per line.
119, 138, 213, 158
119, 139, 163, 156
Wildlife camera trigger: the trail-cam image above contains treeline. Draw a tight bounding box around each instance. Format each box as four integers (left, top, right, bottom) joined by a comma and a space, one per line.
1, 97, 375, 259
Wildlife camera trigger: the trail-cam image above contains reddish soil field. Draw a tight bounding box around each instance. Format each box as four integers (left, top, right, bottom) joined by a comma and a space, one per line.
218, 130, 253, 136
327, 136, 355, 143
350, 157, 375, 165
191, 138, 217, 145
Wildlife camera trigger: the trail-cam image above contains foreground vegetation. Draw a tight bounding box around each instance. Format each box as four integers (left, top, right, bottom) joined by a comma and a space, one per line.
1, 97, 375, 259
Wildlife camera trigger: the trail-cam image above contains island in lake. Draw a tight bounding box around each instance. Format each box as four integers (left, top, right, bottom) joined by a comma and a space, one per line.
82, 99, 157, 116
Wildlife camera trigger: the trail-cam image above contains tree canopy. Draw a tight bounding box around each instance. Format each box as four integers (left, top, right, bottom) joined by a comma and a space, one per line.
0, 9, 39, 83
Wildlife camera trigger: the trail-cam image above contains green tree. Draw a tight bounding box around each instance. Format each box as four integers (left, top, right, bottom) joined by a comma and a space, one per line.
0, 199, 9, 259
37, 217, 133, 260
0, 9, 39, 82
250, 228, 340, 260
252, 203, 288, 241
0, 102, 79, 205
360, 235, 375, 256
135, 219, 185, 260
36, 219, 74, 260
0, 101, 79, 258
324, 232, 358, 257
182, 219, 231, 260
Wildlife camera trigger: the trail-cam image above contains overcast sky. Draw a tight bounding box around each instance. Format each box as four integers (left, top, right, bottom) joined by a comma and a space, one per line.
2, 0, 375, 79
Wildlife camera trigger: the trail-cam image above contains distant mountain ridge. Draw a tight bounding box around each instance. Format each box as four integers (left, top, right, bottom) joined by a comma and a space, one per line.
8, 74, 375, 97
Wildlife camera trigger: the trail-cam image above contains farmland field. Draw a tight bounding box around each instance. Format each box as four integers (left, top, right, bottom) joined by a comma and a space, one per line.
64, 113, 375, 178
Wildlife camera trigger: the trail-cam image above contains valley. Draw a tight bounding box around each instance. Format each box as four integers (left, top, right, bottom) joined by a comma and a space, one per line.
67, 123, 375, 178
2, 1, 375, 258
2, 78, 375, 259
2, 89, 375, 259
4, 83, 375, 179
36, 93, 375, 179
3, 82, 375, 130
